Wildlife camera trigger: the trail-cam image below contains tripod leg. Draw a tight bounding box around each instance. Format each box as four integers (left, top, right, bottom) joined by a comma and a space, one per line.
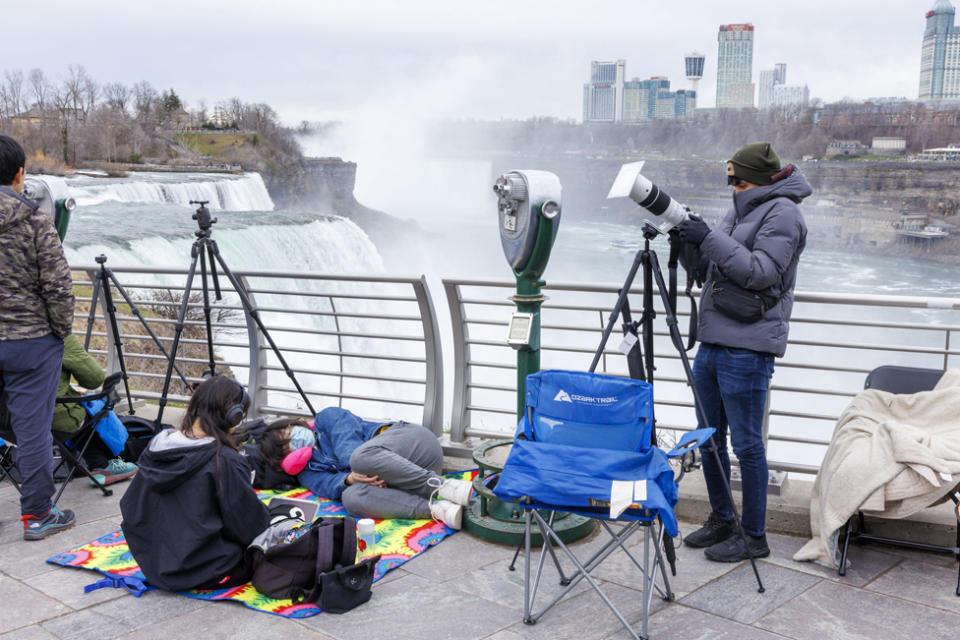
619, 298, 645, 382
641, 246, 656, 386
85, 276, 101, 351
98, 264, 135, 414
155, 247, 202, 428
207, 243, 316, 415
199, 245, 217, 377
646, 251, 764, 593
590, 247, 644, 374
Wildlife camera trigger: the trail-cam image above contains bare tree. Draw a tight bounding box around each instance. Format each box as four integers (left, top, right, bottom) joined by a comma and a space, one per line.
133, 80, 157, 123
61, 65, 90, 120
82, 71, 99, 117
28, 68, 50, 111
2, 70, 24, 118
103, 82, 131, 115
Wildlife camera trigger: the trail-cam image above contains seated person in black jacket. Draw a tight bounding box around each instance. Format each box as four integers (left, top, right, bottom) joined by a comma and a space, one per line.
119, 376, 269, 591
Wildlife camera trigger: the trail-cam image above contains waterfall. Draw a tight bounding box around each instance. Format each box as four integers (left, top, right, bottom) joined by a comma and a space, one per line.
66, 216, 383, 273
62, 172, 275, 211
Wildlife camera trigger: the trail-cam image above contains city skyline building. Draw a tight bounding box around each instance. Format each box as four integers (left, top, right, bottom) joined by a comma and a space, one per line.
622, 76, 695, 122
759, 63, 809, 109
716, 23, 755, 108
758, 69, 778, 109
919, 0, 960, 100
772, 83, 810, 107
583, 61, 693, 123
583, 59, 626, 122
684, 52, 706, 104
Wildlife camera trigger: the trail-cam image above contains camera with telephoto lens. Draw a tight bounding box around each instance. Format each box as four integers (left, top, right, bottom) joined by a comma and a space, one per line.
606, 161, 691, 236
607, 161, 705, 284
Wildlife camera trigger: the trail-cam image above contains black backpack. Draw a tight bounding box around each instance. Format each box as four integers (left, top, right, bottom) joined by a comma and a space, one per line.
249, 516, 380, 613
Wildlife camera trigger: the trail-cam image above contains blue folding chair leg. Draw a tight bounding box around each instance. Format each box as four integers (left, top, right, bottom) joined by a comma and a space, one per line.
521, 503, 673, 640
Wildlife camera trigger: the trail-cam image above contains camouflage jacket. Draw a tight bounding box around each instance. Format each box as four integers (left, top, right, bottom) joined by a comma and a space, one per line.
0, 186, 74, 341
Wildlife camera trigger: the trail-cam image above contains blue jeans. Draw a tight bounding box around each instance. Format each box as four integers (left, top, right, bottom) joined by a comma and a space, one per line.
0, 333, 65, 516
691, 343, 775, 537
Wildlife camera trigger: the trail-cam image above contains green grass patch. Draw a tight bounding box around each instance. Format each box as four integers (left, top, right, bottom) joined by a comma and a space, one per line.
175, 132, 256, 159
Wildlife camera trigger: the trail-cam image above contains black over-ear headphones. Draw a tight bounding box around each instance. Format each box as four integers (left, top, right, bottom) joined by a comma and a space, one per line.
224, 380, 249, 427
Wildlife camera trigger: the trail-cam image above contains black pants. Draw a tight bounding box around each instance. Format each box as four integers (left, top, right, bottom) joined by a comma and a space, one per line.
81, 435, 115, 469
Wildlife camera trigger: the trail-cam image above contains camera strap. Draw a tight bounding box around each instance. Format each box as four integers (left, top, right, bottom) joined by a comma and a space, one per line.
668, 237, 697, 351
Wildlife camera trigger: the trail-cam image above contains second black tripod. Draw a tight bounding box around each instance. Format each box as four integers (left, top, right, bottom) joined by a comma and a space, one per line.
84, 254, 192, 415
154, 201, 317, 427
589, 225, 765, 593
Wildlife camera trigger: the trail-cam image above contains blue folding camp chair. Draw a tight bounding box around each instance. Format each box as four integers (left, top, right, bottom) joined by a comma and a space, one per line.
495, 369, 714, 640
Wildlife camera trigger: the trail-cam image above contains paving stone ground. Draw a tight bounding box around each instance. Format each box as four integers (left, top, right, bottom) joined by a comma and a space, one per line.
1, 477, 958, 640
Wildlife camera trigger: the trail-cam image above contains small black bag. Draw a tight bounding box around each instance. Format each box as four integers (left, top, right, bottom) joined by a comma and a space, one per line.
251, 516, 357, 601
317, 555, 380, 613
710, 277, 780, 324
250, 515, 379, 613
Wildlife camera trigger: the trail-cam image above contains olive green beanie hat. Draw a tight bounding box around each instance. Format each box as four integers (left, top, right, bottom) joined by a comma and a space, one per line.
726, 142, 781, 186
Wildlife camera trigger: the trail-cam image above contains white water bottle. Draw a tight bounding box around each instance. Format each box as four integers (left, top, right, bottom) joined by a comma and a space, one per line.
357, 518, 376, 559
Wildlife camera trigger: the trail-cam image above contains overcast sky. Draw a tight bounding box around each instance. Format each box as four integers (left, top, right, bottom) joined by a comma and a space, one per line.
6, 1, 932, 125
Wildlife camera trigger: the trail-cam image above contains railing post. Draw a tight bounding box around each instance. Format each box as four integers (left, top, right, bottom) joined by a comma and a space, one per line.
945, 328, 951, 371
239, 275, 267, 419
414, 276, 444, 436
444, 280, 469, 443
329, 295, 344, 409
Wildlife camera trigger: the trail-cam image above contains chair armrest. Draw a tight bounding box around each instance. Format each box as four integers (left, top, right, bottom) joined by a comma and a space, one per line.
666, 428, 715, 458
56, 372, 124, 405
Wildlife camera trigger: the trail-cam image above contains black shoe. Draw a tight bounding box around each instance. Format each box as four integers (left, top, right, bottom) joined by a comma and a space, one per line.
683, 511, 736, 548
22, 507, 76, 541
704, 533, 770, 563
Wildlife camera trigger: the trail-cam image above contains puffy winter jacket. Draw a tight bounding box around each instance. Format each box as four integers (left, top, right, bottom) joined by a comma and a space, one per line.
298, 407, 388, 500
696, 165, 810, 357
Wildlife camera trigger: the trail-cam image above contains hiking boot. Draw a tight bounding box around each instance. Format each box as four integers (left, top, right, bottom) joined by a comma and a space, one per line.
90, 458, 138, 486
704, 533, 770, 563
683, 511, 736, 548
22, 507, 76, 541
427, 476, 473, 506
430, 499, 463, 530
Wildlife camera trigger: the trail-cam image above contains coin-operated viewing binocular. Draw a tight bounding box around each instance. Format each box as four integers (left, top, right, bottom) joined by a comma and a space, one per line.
492, 170, 562, 419
23, 176, 76, 241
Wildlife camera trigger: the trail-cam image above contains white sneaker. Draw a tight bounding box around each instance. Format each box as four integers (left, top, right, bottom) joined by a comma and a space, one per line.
430, 499, 463, 530
427, 477, 473, 506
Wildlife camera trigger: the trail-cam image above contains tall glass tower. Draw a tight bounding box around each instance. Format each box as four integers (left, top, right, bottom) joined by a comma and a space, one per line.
919, 0, 960, 100
716, 23, 755, 108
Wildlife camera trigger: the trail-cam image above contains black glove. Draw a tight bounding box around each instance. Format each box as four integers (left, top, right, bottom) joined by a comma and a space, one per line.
675, 214, 710, 247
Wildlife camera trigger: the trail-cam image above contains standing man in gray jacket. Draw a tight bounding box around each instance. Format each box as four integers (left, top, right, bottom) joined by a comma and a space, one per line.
0, 135, 77, 540
675, 142, 809, 562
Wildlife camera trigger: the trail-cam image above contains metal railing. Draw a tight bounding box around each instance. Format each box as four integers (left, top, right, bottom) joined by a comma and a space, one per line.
75, 265, 444, 435
444, 278, 960, 475
75, 261, 960, 475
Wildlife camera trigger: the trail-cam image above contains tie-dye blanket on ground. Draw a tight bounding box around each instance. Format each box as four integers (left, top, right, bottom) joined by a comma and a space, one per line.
47, 470, 476, 618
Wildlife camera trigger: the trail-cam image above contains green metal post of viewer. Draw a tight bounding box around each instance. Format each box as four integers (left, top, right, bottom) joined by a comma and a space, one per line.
510, 207, 557, 418
492, 170, 562, 419
464, 171, 593, 548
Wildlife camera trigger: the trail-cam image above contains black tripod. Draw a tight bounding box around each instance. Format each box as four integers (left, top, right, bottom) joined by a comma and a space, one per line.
589, 224, 765, 593
84, 254, 192, 414
154, 201, 317, 427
